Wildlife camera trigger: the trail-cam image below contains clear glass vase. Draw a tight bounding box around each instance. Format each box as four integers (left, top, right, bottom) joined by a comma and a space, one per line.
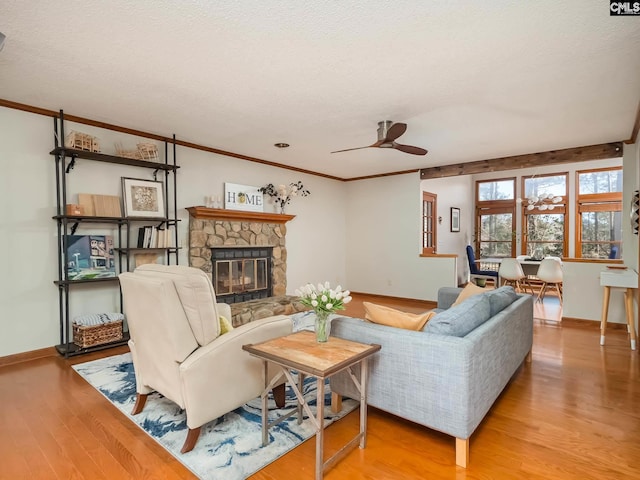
314, 310, 331, 342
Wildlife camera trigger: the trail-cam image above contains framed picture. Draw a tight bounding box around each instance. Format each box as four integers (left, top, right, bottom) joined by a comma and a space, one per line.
121, 177, 166, 218
450, 207, 460, 232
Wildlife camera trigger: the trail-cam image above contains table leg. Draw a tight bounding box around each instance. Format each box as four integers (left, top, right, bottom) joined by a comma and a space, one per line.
625, 288, 637, 351
600, 286, 611, 346
262, 361, 269, 446
359, 358, 368, 448
315, 377, 325, 480
298, 373, 305, 424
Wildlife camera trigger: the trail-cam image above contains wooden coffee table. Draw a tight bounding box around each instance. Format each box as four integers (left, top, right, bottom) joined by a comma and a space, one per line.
243, 330, 381, 480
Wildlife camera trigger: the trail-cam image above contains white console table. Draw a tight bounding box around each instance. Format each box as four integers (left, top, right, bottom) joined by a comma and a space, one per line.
599, 268, 638, 350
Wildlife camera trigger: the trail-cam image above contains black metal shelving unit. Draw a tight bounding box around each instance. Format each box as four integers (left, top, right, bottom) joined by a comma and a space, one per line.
52, 110, 180, 357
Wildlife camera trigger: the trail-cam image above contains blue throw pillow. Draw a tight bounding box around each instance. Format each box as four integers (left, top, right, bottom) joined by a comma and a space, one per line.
423, 294, 491, 337
484, 286, 519, 317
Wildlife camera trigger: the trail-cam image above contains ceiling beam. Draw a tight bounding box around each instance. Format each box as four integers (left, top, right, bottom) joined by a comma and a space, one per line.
420, 142, 623, 180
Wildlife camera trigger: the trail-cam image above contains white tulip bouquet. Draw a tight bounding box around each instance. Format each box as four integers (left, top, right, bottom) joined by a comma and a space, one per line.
296, 282, 352, 314
295, 282, 352, 342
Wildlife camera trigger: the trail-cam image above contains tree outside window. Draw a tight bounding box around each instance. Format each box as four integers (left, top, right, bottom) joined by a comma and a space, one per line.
577, 167, 622, 259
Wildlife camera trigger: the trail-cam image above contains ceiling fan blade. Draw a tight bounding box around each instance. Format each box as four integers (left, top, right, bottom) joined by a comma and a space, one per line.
393, 143, 428, 156
331, 145, 373, 154
384, 122, 407, 142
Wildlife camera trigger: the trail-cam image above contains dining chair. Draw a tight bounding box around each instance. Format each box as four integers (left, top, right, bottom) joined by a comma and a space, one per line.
535, 258, 563, 304
465, 245, 498, 287
498, 258, 534, 295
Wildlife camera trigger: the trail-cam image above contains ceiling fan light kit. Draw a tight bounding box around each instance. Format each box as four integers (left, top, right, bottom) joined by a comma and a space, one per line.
331, 120, 428, 156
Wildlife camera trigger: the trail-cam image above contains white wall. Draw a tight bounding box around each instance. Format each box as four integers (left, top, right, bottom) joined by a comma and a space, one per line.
0, 107, 346, 357
562, 261, 629, 322
345, 173, 457, 301
1, 104, 637, 357
419, 175, 474, 284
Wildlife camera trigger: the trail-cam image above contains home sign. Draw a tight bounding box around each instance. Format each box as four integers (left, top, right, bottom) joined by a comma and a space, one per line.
224, 183, 264, 212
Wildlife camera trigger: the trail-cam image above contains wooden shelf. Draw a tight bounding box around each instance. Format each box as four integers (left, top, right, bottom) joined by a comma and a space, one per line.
186, 206, 295, 224
51, 147, 179, 171
54, 277, 120, 286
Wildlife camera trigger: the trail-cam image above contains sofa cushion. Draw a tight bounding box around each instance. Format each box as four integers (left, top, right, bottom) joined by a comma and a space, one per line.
452, 282, 493, 306
134, 264, 220, 345
423, 294, 492, 337
363, 302, 436, 331
484, 286, 519, 316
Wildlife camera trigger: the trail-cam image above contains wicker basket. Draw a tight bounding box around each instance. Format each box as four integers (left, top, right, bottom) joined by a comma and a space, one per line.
73, 320, 123, 348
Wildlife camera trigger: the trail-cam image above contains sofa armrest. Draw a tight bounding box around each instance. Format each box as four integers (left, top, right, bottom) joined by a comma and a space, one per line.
437, 287, 463, 309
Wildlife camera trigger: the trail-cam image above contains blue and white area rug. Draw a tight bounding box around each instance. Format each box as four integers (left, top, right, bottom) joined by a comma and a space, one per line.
73, 350, 357, 480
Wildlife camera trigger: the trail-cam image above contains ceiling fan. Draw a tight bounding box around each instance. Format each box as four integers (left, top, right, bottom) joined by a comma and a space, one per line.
331, 120, 428, 156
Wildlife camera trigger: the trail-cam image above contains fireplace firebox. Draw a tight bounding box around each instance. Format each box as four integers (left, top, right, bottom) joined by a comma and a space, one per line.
211, 246, 273, 304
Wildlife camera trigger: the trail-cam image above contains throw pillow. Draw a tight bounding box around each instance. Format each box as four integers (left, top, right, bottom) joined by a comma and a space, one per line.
452, 282, 493, 306
423, 294, 492, 337
363, 302, 436, 331
219, 315, 234, 335
484, 286, 519, 316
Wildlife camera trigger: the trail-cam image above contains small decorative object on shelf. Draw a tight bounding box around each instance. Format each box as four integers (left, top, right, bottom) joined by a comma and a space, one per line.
65, 204, 84, 216
115, 141, 159, 161
259, 181, 310, 214
65, 130, 100, 152
295, 282, 352, 342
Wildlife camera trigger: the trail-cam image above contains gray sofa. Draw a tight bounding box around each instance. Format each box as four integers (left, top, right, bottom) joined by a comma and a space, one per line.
329, 286, 533, 467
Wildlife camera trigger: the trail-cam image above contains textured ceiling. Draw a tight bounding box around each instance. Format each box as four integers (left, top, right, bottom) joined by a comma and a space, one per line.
1, 1, 639, 179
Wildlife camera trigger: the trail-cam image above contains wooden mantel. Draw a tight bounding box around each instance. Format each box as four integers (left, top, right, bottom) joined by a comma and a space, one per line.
186, 206, 296, 224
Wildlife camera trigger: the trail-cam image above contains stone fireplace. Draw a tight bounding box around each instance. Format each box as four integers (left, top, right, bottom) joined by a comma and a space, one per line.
186, 207, 306, 325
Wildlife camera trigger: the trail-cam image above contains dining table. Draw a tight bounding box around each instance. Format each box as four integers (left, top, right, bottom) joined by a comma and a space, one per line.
479, 257, 549, 284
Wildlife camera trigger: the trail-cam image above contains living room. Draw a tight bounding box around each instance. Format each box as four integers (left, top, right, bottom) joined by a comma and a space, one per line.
1, 2, 640, 479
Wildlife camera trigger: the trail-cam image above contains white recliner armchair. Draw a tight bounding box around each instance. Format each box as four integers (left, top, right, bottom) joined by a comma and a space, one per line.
118, 264, 292, 453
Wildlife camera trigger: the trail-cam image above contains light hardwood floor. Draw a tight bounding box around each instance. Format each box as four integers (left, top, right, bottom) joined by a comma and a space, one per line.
1, 293, 638, 480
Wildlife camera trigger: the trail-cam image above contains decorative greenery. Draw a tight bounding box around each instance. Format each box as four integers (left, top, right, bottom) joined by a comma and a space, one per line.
258, 181, 310, 212
295, 282, 352, 314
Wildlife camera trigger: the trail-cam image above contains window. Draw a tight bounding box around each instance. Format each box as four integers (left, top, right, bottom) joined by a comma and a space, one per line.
576, 167, 623, 259
475, 179, 515, 257
422, 192, 437, 254
522, 174, 567, 257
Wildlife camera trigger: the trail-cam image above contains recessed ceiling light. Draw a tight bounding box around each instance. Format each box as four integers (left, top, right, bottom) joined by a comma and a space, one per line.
274, 143, 290, 148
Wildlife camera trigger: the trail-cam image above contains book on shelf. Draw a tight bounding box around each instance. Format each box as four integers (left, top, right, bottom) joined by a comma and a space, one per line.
137, 227, 146, 248
135, 225, 174, 249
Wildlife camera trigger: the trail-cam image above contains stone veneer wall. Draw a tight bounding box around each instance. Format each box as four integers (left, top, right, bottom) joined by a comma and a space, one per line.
188, 218, 287, 296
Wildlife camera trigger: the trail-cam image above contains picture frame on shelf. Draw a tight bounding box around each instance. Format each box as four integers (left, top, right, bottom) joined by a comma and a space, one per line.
450, 207, 460, 232
121, 177, 166, 218
66, 235, 116, 281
